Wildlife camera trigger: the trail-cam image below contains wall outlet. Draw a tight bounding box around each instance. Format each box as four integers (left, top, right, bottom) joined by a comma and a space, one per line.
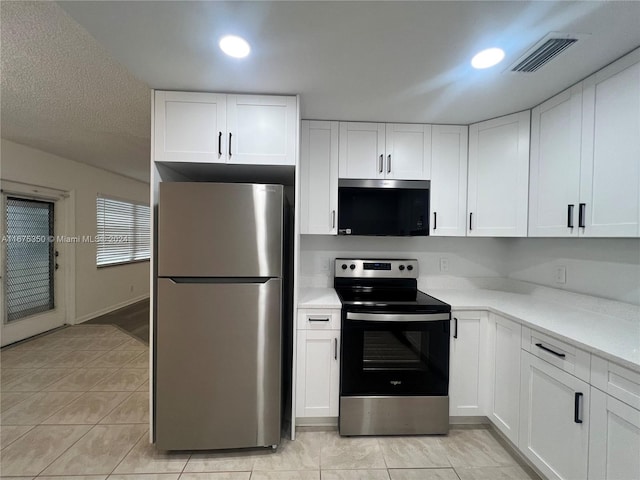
555, 266, 567, 284
439, 258, 449, 273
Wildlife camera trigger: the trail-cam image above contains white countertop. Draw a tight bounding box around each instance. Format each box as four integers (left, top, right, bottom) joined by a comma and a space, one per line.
298, 285, 640, 372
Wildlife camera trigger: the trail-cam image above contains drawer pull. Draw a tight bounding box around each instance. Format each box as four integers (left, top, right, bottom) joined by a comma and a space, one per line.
308, 317, 330, 322
535, 343, 566, 358
574, 392, 584, 424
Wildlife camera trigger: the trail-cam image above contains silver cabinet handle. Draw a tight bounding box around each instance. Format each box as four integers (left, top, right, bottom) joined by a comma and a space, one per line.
218, 132, 222, 157
332, 210, 336, 229
228, 132, 232, 157
378, 154, 383, 173
334, 338, 338, 360
387, 154, 391, 173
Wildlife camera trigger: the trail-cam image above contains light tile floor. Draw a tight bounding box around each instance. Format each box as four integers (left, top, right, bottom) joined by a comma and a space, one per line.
0, 325, 540, 479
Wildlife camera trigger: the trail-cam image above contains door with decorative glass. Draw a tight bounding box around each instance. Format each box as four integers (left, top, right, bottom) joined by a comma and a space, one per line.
1, 192, 66, 346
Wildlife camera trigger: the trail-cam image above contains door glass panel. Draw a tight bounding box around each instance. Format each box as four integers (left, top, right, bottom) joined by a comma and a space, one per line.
363, 331, 427, 371
4, 197, 55, 322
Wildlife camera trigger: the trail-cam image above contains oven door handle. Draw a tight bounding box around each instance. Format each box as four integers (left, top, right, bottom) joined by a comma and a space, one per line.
345, 312, 450, 322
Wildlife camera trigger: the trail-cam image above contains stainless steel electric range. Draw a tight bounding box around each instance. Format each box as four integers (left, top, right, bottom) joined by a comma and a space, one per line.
334, 258, 451, 436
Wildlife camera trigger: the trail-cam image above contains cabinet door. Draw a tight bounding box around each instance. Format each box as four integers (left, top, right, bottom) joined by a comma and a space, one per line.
385, 124, 431, 180
519, 351, 589, 480
487, 314, 521, 445
430, 125, 468, 236
300, 121, 339, 235
529, 85, 582, 237
580, 53, 640, 237
449, 311, 488, 416
589, 387, 640, 480
468, 111, 530, 237
154, 91, 227, 163
227, 95, 297, 165
338, 122, 386, 179
296, 329, 340, 418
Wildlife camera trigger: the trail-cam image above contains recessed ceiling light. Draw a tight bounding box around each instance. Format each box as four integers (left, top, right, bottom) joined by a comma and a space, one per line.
471, 48, 505, 69
219, 35, 250, 58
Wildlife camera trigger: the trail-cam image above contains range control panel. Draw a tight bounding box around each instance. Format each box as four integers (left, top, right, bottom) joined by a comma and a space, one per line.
334, 259, 418, 278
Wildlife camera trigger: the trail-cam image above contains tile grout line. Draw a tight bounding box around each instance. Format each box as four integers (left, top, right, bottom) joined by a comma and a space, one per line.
106, 425, 151, 477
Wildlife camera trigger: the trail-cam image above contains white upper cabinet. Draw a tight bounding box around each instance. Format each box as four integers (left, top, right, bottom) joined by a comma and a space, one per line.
529, 85, 583, 237
154, 91, 297, 166
154, 91, 227, 163
430, 125, 468, 236
580, 53, 640, 237
467, 111, 530, 237
339, 122, 431, 180
300, 120, 339, 235
384, 124, 431, 180
530, 49, 640, 238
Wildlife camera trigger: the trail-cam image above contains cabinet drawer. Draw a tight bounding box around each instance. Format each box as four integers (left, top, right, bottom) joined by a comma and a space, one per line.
297, 308, 341, 330
522, 327, 591, 382
592, 356, 640, 410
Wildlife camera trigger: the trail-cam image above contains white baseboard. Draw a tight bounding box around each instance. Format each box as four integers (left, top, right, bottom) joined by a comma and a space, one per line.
73, 295, 149, 324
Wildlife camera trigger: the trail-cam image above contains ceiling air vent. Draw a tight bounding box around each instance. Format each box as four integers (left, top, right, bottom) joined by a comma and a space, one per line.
510, 33, 582, 73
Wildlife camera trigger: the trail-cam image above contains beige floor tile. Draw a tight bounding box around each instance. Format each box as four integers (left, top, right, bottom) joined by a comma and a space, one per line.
85, 350, 142, 368
252, 434, 321, 471
455, 465, 538, 480
250, 471, 320, 479
378, 436, 450, 468
38, 476, 107, 480
1, 391, 83, 425
82, 336, 131, 351
125, 351, 150, 368
321, 469, 390, 480
41, 423, 148, 475
180, 474, 250, 480
0, 476, 34, 479
137, 379, 150, 392
0, 349, 32, 368
0, 424, 91, 476
108, 475, 179, 480
112, 338, 148, 352
112, 434, 190, 474
100, 391, 149, 424
185, 449, 266, 472
42, 391, 132, 425
0, 391, 34, 413
2, 368, 75, 391
44, 368, 118, 391
389, 468, 460, 480
320, 437, 386, 470
1, 368, 36, 387
442, 429, 517, 468
1, 350, 69, 369
0, 425, 34, 449
46, 350, 108, 368
91, 368, 148, 392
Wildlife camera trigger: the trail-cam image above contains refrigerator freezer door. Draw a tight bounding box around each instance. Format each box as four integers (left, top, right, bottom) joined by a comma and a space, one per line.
158, 182, 283, 278
155, 277, 282, 450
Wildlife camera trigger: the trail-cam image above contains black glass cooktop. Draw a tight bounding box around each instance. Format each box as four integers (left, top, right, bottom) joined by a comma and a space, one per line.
334, 281, 451, 313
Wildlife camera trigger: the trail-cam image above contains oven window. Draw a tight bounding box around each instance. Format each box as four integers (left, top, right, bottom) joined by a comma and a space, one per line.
341, 318, 449, 397
363, 331, 427, 371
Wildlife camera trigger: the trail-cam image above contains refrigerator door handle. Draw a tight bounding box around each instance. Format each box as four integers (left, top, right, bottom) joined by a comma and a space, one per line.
167, 277, 274, 284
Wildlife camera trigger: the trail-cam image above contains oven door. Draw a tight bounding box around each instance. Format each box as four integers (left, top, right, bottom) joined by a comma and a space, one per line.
341, 311, 450, 396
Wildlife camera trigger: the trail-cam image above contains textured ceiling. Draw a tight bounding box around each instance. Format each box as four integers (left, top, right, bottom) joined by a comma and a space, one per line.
1, 1, 151, 182
2, 1, 640, 185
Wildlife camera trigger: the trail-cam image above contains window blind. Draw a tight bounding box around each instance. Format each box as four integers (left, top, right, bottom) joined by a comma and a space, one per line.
96, 195, 150, 267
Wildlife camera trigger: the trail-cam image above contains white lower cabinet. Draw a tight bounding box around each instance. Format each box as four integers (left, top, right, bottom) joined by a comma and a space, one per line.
519, 350, 590, 480
589, 387, 640, 480
295, 328, 340, 419
449, 311, 488, 416
487, 313, 521, 444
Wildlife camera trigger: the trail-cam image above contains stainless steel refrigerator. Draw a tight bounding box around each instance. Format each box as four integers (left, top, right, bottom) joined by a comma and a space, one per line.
155, 182, 283, 450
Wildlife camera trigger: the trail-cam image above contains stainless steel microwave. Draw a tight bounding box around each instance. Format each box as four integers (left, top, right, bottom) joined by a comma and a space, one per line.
338, 179, 430, 236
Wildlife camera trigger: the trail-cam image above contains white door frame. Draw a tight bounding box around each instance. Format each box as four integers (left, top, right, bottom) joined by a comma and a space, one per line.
0, 180, 76, 346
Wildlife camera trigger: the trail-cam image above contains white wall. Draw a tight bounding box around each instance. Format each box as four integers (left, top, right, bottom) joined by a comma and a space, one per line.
300, 235, 511, 287
1, 139, 150, 323
301, 235, 640, 306
505, 238, 640, 306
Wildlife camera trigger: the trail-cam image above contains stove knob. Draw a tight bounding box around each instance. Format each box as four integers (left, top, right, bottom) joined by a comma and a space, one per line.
407, 265, 414, 271
350, 264, 356, 270
341, 264, 347, 270
399, 265, 405, 271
